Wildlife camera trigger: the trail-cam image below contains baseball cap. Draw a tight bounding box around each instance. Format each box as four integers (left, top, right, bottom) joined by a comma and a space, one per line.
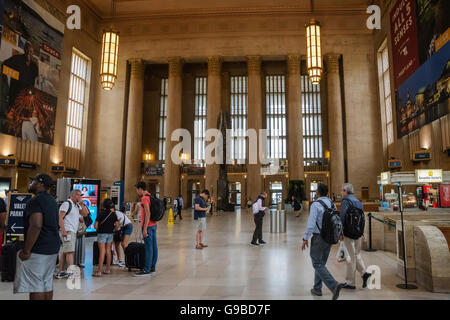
29, 173, 55, 188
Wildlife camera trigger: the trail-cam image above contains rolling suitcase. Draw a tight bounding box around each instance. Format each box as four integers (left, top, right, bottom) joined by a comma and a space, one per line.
92, 241, 114, 266
124, 242, 145, 271
1, 242, 24, 282
93, 241, 99, 265
74, 235, 85, 266
125, 221, 145, 271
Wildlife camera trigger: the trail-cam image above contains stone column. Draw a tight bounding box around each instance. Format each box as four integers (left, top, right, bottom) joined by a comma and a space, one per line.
326, 54, 345, 196
287, 55, 304, 181
205, 56, 222, 198
124, 59, 145, 202
247, 56, 263, 200
164, 57, 183, 200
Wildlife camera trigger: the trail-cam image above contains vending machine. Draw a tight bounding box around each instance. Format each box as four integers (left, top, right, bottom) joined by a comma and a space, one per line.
57, 178, 101, 234
440, 184, 450, 208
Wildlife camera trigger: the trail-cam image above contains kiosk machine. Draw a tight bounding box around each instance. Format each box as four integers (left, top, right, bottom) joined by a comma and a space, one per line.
111, 181, 124, 211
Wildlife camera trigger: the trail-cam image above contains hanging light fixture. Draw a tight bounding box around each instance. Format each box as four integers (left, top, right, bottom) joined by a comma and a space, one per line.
100, 30, 119, 90
100, 1, 119, 90
306, 18, 322, 85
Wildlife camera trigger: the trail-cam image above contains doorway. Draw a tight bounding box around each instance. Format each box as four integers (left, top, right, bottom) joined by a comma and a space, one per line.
188, 180, 201, 208
269, 181, 283, 207
147, 181, 160, 199
228, 182, 242, 207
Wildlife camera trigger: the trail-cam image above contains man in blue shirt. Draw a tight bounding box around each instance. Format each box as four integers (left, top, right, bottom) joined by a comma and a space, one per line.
340, 183, 372, 289
302, 183, 344, 300
194, 190, 210, 249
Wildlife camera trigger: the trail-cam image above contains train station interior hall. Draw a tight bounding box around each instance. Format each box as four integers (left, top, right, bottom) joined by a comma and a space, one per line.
0, 0, 449, 300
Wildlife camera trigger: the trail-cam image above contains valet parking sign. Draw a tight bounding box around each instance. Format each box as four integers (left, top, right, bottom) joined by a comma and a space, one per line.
6, 194, 32, 237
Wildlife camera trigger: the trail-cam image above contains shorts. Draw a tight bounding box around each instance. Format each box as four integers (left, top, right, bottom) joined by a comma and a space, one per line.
123, 223, 133, 236
61, 231, 77, 253
197, 217, 206, 231
14, 252, 58, 294
97, 233, 114, 243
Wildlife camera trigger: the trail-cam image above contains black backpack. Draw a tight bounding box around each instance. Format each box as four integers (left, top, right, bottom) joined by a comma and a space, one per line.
342, 198, 365, 239
144, 194, 165, 222
316, 200, 342, 245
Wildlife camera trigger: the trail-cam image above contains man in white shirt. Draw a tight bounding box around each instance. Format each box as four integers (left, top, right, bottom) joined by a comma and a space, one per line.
56, 189, 89, 279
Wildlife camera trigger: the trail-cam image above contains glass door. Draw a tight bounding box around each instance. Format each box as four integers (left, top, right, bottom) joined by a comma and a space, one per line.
269, 181, 283, 207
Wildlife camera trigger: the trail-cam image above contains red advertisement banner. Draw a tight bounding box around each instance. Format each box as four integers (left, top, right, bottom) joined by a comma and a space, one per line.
390, 0, 420, 89
440, 184, 450, 208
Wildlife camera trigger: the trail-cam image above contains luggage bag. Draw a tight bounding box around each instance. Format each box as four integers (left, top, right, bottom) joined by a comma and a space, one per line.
1, 242, 24, 282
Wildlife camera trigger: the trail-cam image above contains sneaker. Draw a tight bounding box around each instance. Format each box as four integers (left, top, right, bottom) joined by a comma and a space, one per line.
133, 270, 151, 277
332, 283, 344, 300
250, 242, 260, 246
342, 283, 356, 290
310, 288, 322, 296
118, 261, 126, 268
258, 240, 267, 245
362, 272, 372, 288
55, 271, 68, 279
150, 268, 155, 273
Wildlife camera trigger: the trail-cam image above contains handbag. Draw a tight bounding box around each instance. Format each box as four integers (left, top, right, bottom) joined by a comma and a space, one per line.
113, 212, 126, 242
77, 222, 87, 237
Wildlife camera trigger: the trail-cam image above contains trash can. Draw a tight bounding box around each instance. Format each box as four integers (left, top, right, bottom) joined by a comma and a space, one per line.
270, 210, 286, 233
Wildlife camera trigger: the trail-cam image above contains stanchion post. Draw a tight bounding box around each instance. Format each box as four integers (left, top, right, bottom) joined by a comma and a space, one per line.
396, 184, 417, 290
364, 213, 377, 252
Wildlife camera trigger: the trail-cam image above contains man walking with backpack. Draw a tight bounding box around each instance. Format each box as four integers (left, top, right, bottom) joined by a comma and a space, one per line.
134, 181, 158, 277
340, 183, 372, 289
301, 184, 344, 300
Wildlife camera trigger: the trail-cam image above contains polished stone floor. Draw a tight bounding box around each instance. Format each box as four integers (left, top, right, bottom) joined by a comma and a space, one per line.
1, 208, 449, 300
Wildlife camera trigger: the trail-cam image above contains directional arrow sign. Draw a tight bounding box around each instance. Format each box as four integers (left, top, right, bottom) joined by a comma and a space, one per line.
10, 223, 24, 233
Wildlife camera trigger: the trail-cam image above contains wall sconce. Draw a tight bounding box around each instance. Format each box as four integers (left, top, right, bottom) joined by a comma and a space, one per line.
144, 153, 154, 161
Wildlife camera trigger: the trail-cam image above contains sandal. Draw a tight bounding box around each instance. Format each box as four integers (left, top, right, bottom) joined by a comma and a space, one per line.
104, 270, 111, 275
195, 245, 203, 249
93, 272, 102, 277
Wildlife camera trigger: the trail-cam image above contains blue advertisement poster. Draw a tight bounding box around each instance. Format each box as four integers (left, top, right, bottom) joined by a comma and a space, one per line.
73, 183, 99, 232
396, 41, 450, 138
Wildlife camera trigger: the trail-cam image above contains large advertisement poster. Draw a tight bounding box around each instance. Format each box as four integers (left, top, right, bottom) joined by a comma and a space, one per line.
396, 41, 449, 137
416, 0, 450, 65
390, 0, 420, 89
393, 0, 450, 138
0, 0, 63, 144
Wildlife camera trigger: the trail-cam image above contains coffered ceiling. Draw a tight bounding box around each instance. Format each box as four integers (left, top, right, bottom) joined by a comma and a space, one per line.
80, 0, 375, 20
